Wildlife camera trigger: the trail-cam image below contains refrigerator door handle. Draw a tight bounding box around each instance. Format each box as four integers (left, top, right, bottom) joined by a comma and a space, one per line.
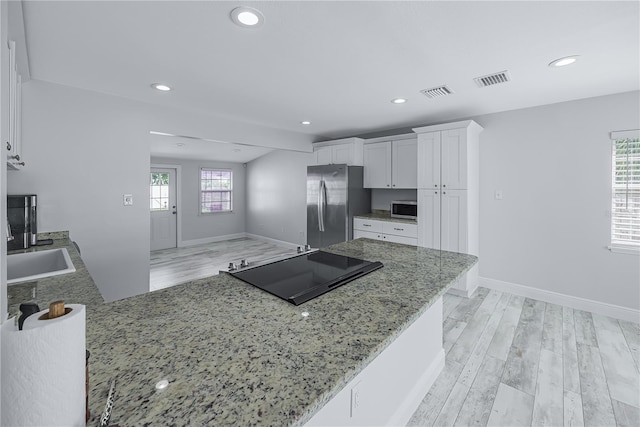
318, 180, 326, 232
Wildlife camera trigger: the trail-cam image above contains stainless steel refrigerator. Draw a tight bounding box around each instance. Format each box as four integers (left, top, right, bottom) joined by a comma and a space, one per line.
307, 164, 371, 248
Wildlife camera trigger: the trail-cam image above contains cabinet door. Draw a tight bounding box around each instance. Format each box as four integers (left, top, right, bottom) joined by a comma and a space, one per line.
363, 141, 391, 188
382, 221, 417, 238
332, 144, 354, 165
383, 234, 418, 246
440, 128, 468, 190
417, 132, 440, 189
354, 229, 383, 241
314, 146, 332, 165
354, 218, 384, 233
391, 138, 417, 188
417, 189, 440, 249
440, 189, 468, 253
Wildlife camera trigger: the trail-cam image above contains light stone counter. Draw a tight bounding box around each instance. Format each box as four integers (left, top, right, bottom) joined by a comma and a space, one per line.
8, 236, 477, 426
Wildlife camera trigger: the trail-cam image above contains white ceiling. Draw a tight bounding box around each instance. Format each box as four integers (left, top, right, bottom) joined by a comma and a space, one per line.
20, 0, 640, 162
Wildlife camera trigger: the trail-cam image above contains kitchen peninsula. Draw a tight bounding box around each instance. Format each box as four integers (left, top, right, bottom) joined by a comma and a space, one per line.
8, 236, 476, 426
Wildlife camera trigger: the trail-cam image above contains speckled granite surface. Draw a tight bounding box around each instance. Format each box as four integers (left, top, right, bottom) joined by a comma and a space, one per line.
354, 209, 417, 224
7, 234, 103, 319
7, 236, 476, 426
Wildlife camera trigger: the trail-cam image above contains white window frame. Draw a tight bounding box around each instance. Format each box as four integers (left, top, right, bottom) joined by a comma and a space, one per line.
199, 168, 233, 214
609, 129, 640, 254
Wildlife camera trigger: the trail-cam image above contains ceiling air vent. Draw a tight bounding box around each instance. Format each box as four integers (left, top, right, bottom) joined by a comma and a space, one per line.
474, 70, 511, 88
420, 85, 454, 99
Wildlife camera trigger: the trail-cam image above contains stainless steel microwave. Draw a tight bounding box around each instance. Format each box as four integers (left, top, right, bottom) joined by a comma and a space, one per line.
391, 200, 417, 219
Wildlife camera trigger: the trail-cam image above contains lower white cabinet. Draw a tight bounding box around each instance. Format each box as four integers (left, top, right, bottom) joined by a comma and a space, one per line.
417, 188, 477, 297
417, 189, 467, 253
354, 218, 417, 246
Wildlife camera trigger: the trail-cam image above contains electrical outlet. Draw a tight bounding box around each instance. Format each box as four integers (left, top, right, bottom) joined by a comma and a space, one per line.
350, 381, 362, 418
123, 194, 134, 206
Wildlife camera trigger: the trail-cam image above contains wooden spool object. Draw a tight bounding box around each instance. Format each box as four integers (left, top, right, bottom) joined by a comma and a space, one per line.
39, 300, 72, 320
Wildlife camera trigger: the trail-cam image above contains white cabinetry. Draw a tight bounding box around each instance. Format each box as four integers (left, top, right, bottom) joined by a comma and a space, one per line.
363, 137, 417, 189
6, 40, 23, 170
353, 218, 417, 246
312, 137, 364, 166
413, 120, 482, 297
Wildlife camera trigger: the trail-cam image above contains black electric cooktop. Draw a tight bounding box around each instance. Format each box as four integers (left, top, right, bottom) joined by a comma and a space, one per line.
229, 251, 383, 305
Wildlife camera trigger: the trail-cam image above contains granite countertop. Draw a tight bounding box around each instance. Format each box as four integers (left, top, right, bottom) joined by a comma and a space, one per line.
7, 235, 476, 426
354, 210, 417, 224
6, 231, 104, 318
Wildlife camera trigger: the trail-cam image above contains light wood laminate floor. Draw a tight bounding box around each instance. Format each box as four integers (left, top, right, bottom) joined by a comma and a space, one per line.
408, 288, 640, 427
150, 237, 295, 291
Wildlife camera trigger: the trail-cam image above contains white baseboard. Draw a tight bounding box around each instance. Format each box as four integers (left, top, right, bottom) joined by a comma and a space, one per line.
244, 233, 300, 250
479, 277, 640, 323
179, 232, 247, 248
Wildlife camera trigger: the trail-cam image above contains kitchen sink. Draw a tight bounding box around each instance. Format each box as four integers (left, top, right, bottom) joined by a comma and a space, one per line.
7, 248, 76, 285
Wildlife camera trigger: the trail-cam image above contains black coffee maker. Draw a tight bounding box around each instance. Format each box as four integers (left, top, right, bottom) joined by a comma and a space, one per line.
7, 194, 37, 251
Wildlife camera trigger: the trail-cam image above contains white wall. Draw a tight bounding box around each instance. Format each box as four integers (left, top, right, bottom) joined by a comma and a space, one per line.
475, 91, 640, 311
7, 80, 312, 302
371, 189, 417, 211
246, 149, 314, 246
151, 157, 246, 243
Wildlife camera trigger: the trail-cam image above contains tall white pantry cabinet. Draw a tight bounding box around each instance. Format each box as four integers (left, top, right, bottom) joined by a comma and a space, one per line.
412, 120, 483, 297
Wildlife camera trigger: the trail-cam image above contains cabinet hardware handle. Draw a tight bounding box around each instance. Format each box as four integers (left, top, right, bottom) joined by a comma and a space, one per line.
443, 184, 446, 188
6, 141, 11, 151
363, 224, 371, 227
15, 162, 25, 166
8, 154, 20, 161
434, 184, 438, 187
394, 228, 403, 231
435, 191, 438, 195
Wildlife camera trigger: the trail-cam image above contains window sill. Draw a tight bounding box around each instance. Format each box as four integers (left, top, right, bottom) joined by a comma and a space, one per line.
608, 244, 640, 255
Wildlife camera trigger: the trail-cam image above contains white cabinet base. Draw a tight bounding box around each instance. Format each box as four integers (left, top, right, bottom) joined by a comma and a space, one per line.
305, 298, 444, 427
446, 264, 479, 298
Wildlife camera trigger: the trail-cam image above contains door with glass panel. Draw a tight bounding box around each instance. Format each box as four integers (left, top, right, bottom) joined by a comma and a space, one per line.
150, 168, 177, 251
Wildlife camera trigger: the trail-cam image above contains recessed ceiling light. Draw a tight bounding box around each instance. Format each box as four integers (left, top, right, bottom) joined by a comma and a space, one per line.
391, 98, 407, 104
300, 121, 311, 125
548, 55, 579, 68
230, 7, 264, 28
151, 83, 172, 91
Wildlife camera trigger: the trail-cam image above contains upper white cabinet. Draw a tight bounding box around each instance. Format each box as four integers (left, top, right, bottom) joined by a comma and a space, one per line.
5, 1, 29, 170
312, 137, 364, 166
417, 127, 473, 190
363, 137, 417, 189
413, 120, 482, 297
7, 40, 23, 170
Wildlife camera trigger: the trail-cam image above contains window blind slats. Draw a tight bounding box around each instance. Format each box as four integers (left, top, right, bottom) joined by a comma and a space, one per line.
611, 137, 640, 247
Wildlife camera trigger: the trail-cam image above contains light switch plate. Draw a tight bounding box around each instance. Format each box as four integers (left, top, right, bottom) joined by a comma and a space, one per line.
123, 194, 133, 206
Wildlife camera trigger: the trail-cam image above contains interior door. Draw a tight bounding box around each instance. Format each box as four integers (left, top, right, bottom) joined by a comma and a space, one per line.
150, 167, 177, 251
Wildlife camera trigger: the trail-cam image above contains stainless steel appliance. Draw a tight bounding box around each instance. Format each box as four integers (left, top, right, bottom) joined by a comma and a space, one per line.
391, 200, 418, 219
7, 194, 37, 251
229, 250, 383, 305
307, 165, 371, 248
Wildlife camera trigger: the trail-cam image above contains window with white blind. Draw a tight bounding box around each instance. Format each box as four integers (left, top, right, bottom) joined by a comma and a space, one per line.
200, 168, 233, 214
610, 130, 640, 252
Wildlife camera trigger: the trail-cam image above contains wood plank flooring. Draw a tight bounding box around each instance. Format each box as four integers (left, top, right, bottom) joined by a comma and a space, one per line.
149, 237, 295, 291
408, 289, 640, 427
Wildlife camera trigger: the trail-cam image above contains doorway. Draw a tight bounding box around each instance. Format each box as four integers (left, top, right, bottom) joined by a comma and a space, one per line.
150, 167, 178, 251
